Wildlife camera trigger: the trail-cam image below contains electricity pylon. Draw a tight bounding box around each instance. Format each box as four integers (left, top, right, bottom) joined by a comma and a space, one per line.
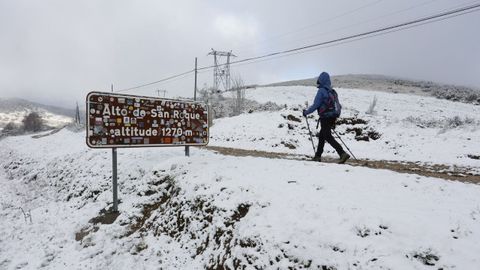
207, 49, 236, 91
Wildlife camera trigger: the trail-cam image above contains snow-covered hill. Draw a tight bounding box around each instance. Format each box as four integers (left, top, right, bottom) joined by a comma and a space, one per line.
0, 98, 74, 129
213, 86, 480, 169
1, 84, 480, 269
264, 74, 480, 105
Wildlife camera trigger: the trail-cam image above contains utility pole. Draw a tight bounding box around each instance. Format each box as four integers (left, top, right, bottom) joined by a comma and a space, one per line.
207, 49, 236, 91
74, 102, 81, 124
194, 57, 198, 101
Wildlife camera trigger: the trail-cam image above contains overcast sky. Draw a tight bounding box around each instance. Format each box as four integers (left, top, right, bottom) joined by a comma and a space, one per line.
1, 0, 479, 107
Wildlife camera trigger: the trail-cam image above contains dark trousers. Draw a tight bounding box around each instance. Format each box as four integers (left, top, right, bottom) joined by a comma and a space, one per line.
316, 118, 344, 157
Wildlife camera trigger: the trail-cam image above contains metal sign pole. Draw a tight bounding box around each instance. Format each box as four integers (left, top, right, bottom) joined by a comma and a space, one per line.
112, 147, 118, 212
111, 83, 119, 212
185, 57, 198, 157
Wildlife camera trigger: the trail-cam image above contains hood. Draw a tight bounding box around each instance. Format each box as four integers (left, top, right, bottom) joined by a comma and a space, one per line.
316, 72, 331, 89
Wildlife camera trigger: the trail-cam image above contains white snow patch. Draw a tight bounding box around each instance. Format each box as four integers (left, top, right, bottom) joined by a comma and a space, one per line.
1, 129, 480, 269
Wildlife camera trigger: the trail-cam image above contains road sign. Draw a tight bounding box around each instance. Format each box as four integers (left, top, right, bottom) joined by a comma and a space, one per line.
86, 92, 209, 148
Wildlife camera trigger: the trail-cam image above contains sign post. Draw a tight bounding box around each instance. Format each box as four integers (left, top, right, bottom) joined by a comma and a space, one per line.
86, 92, 209, 212
110, 84, 119, 212
185, 57, 199, 157
112, 147, 118, 211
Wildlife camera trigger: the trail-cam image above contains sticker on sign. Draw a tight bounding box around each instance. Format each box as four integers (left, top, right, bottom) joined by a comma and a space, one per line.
86, 91, 209, 148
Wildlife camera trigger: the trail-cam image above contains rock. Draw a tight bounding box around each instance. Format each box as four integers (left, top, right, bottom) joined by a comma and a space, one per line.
286, 114, 301, 122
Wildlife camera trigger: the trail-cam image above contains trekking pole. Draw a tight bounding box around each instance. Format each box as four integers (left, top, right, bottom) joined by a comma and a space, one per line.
332, 129, 357, 161
305, 115, 316, 154
304, 102, 316, 155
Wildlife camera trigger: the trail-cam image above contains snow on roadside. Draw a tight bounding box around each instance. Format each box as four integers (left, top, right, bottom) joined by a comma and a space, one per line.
1, 129, 480, 269
211, 86, 480, 169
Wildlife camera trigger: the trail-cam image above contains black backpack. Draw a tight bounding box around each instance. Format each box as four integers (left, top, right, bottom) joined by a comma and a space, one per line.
323, 88, 341, 118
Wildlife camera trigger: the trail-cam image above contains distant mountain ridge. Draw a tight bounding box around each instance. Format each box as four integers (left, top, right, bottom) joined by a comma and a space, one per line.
0, 97, 76, 128
263, 74, 480, 105
0, 97, 76, 116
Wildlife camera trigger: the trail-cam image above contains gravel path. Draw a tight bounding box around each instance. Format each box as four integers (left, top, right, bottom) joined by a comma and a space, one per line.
206, 146, 480, 184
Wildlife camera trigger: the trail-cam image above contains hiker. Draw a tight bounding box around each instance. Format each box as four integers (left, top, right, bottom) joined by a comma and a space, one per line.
303, 72, 350, 164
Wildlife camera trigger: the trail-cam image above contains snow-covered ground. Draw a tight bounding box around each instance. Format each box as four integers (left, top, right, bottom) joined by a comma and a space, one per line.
1, 84, 480, 269
213, 86, 480, 168
1, 128, 480, 269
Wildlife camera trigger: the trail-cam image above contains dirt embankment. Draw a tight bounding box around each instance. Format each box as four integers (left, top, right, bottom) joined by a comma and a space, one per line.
205, 146, 480, 184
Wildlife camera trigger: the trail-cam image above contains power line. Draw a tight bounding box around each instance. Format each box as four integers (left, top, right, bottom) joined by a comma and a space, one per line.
234, 0, 386, 53
115, 69, 194, 92
227, 1, 480, 69
241, 0, 443, 56
199, 2, 480, 71
278, 0, 479, 50
115, 2, 480, 93
228, 4, 480, 70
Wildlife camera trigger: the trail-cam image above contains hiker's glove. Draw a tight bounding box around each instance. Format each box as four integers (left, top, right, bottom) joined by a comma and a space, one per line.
302, 110, 307, 117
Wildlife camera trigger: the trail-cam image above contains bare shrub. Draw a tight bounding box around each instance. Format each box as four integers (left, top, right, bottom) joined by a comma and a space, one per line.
1, 122, 22, 136
22, 112, 44, 132
231, 76, 246, 116
198, 80, 282, 123
404, 115, 478, 129
198, 86, 220, 126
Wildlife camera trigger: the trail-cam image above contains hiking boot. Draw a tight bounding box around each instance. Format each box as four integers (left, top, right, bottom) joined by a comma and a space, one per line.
338, 152, 350, 164
312, 155, 322, 162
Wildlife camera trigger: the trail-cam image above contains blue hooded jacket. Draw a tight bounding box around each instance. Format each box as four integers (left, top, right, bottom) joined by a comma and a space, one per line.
304, 72, 337, 118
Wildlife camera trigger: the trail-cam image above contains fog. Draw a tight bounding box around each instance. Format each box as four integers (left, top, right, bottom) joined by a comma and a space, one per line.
0, 0, 479, 107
